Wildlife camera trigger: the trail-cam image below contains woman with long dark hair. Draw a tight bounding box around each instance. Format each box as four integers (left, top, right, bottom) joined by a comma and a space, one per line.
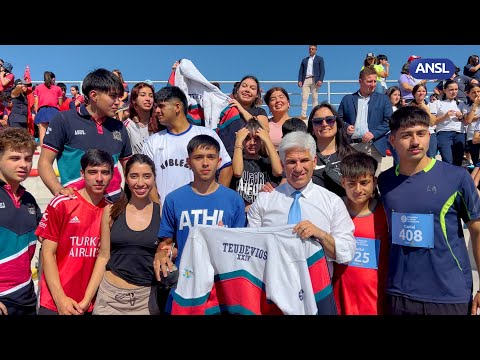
386, 86, 403, 112
308, 102, 356, 197
80, 154, 162, 315
34, 71, 63, 146
264, 86, 292, 149
229, 75, 268, 128
409, 83, 437, 159
123, 82, 164, 154
430, 79, 466, 166
219, 75, 269, 157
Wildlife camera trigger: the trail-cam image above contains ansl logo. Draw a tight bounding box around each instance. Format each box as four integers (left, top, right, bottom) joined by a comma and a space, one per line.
410, 58, 456, 80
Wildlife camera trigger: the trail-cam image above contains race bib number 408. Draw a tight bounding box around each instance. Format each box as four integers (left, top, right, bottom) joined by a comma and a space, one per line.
391, 212, 434, 248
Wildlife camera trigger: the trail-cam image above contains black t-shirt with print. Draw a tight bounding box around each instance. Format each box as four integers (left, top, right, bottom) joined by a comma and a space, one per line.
230, 157, 282, 205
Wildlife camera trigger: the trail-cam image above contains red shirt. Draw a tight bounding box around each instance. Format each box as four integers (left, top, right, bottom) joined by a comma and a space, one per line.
0, 73, 14, 91
59, 97, 72, 111
35, 190, 107, 312
72, 94, 85, 111
333, 201, 389, 315
33, 84, 63, 109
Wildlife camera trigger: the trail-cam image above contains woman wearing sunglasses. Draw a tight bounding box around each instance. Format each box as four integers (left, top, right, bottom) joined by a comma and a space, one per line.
307, 102, 357, 197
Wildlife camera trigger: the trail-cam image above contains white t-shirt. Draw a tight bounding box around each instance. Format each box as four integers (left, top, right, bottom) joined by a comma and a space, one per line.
427, 102, 437, 134
123, 118, 150, 154
466, 103, 480, 141
429, 99, 467, 133
142, 124, 231, 205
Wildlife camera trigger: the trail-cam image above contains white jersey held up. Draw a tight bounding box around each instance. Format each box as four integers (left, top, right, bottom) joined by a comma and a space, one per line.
171, 225, 337, 315
175, 59, 231, 129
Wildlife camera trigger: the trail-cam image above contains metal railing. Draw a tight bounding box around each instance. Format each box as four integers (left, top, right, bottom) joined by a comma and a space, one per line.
33, 79, 412, 115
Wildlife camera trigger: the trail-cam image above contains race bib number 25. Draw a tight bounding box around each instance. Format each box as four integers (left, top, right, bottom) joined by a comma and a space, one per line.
349, 237, 380, 269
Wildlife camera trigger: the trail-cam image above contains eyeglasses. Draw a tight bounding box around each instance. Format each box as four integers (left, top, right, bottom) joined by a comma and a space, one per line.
312, 116, 336, 126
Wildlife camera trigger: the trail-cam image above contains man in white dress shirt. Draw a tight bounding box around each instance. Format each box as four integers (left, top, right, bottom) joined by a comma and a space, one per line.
247, 131, 356, 276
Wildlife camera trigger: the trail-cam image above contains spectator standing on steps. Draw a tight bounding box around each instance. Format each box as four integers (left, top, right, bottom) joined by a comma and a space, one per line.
463, 55, 480, 82
33, 71, 63, 147
0, 62, 15, 92
8, 78, 32, 129
298, 45, 325, 120
338, 67, 392, 174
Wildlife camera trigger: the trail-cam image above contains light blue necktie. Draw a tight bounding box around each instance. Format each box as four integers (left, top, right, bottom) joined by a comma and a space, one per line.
288, 191, 302, 224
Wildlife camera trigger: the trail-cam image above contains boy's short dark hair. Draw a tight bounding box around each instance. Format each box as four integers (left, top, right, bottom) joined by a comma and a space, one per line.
155, 86, 188, 116
82, 68, 124, 101
389, 106, 430, 134
187, 135, 220, 156
340, 152, 378, 180
57, 82, 67, 92
282, 117, 308, 137
80, 149, 114, 173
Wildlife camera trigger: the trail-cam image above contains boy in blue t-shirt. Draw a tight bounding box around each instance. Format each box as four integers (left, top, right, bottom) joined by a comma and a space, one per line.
154, 134, 245, 310
378, 106, 480, 315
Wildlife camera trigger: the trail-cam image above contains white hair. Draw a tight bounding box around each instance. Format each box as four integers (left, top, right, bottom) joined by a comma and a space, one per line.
278, 131, 316, 163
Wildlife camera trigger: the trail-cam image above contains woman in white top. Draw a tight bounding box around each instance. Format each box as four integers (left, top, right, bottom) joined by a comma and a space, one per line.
429, 79, 467, 166
123, 82, 163, 155
387, 86, 403, 112
467, 83, 480, 187
385, 86, 403, 164
409, 84, 437, 159
465, 83, 480, 169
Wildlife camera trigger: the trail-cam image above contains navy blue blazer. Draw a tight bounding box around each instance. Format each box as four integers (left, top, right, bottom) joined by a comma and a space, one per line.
298, 55, 325, 84
337, 91, 392, 156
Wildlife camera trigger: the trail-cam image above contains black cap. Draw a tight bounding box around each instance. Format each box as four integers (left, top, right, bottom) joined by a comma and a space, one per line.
14, 78, 32, 87
2, 62, 13, 73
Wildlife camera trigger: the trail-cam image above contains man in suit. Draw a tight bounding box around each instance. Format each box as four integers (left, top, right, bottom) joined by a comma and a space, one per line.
298, 45, 325, 120
338, 66, 392, 174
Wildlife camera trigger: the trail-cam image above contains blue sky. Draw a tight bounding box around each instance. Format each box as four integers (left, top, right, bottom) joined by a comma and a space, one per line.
2, 45, 479, 114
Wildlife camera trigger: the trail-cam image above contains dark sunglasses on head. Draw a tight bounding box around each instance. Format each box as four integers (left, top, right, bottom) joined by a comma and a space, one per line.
312, 116, 336, 126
